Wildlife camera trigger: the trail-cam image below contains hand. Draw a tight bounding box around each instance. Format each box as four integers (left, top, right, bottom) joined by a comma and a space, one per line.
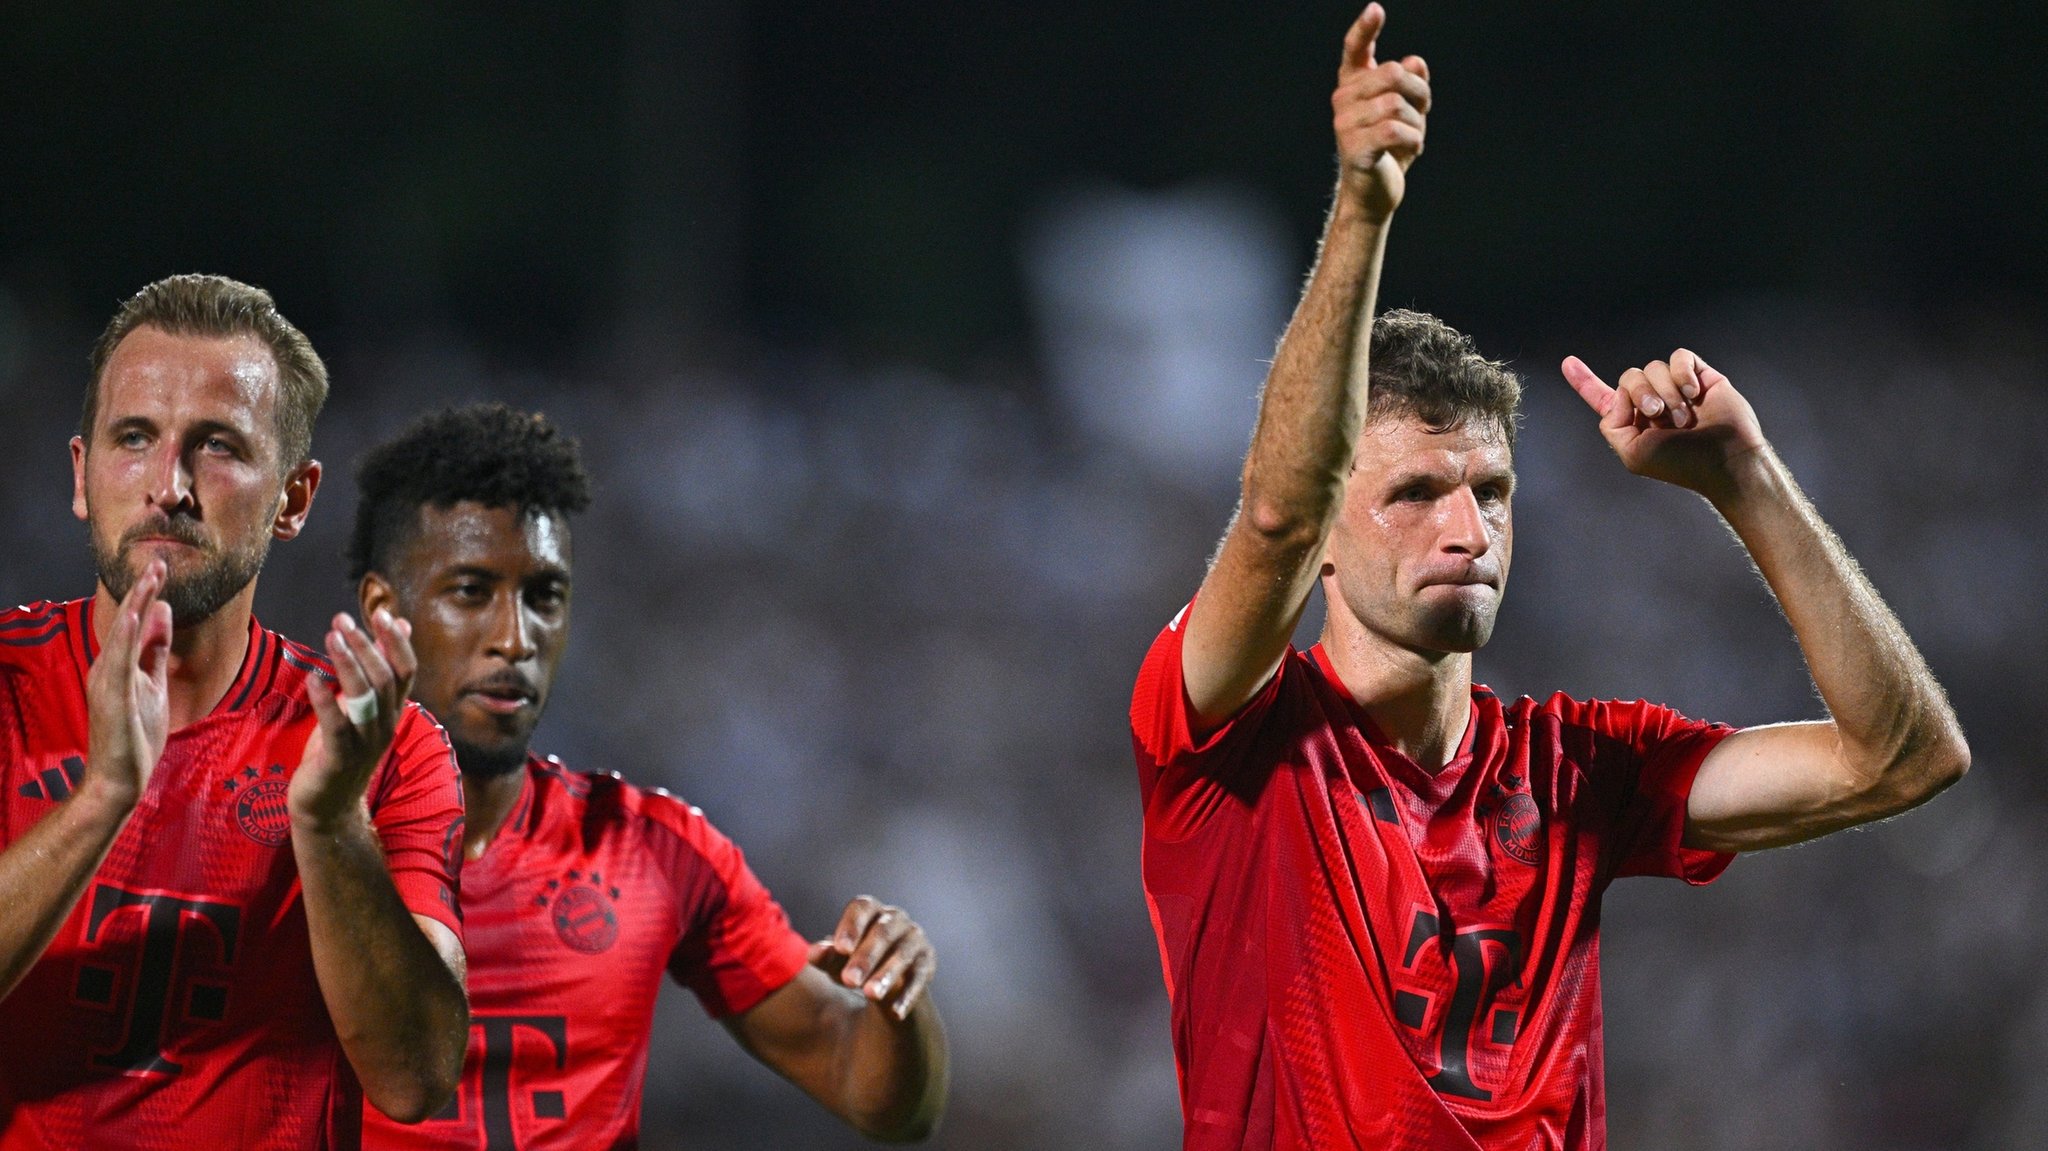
809, 896, 936, 1023
291, 608, 416, 832
83, 559, 172, 808
1333, 3, 1431, 219
1562, 349, 1768, 497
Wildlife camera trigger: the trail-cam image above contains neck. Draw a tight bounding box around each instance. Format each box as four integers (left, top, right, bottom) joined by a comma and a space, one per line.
93, 580, 256, 731
1320, 615, 1473, 770
460, 763, 528, 861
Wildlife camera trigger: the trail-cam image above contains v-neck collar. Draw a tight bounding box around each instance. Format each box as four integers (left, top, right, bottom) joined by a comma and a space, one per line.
1308, 641, 1479, 793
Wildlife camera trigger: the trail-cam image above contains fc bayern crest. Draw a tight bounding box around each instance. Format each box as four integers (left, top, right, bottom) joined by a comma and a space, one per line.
223, 764, 292, 847
1492, 792, 1541, 865
546, 875, 621, 954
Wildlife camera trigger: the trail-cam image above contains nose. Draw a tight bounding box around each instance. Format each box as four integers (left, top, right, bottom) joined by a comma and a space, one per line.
147, 442, 196, 515
485, 592, 537, 663
1440, 486, 1492, 558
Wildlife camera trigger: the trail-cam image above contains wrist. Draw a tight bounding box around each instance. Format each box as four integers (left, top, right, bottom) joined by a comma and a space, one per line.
1701, 442, 1786, 516
289, 797, 372, 839
70, 774, 141, 824
1333, 168, 1397, 225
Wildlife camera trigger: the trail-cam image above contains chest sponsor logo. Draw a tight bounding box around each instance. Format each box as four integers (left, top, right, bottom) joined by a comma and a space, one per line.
74, 884, 244, 1077
221, 764, 292, 846
532, 870, 621, 954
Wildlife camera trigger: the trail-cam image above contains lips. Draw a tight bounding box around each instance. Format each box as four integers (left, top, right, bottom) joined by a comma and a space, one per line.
462, 675, 538, 716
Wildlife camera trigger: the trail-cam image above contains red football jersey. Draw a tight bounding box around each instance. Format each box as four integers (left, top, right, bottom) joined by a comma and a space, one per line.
0, 599, 465, 1151
1131, 602, 1735, 1151
361, 754, 810, 1151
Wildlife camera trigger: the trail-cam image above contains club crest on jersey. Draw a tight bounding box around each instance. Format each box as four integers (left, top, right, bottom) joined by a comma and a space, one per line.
534, 870, 621, 954
221, 764, 291, 846
1485, 769, 1542, 866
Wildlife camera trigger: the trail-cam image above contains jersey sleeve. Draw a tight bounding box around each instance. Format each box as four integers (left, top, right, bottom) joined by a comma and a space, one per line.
365, 703, 466, 938
1558, 694, 1737, 884
1130, 597, 1289, 839
651, 801, 810, 1018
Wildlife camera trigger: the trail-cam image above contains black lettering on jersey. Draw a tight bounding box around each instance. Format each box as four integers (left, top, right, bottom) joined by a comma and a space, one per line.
78, 884, 242, 1076
17, 756, 85, 802
437, 1014, 568, 1151
1396, 910, 1523, 1102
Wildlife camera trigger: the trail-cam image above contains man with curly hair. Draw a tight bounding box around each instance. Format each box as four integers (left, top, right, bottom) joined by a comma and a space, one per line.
349, 403, 947, 1149
1129, 6, 1968, 1148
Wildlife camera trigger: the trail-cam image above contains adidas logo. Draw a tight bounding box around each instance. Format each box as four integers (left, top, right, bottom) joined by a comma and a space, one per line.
18, 757, 85, 802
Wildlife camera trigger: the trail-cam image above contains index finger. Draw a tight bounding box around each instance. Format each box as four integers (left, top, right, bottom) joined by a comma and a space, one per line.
833, 895, 883, 952
1342, 3, 1386, 73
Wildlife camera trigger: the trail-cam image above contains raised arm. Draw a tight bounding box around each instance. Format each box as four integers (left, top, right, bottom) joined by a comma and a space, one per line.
291, 609, 469, 1123
1561, 351, 1969, 853
725, 896, 947, 1142
0, 562, 170, 1000
1183, 2, 1430, 728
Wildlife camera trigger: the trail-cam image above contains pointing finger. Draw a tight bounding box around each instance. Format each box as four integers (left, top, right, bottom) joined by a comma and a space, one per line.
1561, 356, 1626, 426
1342, 3, 1386, 74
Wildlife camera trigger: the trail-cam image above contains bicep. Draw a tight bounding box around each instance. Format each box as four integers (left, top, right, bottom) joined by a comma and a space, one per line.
1182, 515, 1323, 731
721, 965, 860, 1100
1683, 720, 1876, 852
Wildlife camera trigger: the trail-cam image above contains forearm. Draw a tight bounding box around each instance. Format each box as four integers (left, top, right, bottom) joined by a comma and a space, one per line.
292, 809, 467, 1123
1710, 446, 1968, 799
832, 993, 948, 1142
1239, 177, 1391, 544
0, 783, 135, 999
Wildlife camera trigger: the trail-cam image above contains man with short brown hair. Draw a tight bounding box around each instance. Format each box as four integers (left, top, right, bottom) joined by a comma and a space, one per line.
0, 273, 469, 1148
1129, 6, 1968, 1148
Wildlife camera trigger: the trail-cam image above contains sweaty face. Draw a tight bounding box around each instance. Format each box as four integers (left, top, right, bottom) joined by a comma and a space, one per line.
377, 503, 571, 779
72, 327, 300, 625
1321, 415, 1514, 656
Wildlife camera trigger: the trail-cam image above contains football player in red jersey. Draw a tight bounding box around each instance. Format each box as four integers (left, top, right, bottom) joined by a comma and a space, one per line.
346, 403, 947, 1149
1129, 5, 1969, 1149
0, 274, 468, 1149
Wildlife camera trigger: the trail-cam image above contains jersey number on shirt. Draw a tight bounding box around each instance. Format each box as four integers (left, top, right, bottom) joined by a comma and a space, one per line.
1399, 910, 1523, 1102
76, 883, 244, 1076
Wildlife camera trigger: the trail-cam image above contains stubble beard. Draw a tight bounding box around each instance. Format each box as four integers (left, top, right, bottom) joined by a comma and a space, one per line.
91, 516, 271, 626
450, 734, 531, 780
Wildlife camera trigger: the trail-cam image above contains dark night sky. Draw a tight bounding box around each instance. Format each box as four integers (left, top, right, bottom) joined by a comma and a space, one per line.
4, 2, 2042, 370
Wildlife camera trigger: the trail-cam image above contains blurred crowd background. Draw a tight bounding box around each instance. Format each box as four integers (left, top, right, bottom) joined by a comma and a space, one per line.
2, 4, 2044, 1148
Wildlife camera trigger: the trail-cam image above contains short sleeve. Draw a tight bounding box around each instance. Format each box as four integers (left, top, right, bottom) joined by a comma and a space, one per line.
654, 803, 810, 1018
366, 703, 466, 938
1130, 599, 1291, 832
1560, 695, 1737, 884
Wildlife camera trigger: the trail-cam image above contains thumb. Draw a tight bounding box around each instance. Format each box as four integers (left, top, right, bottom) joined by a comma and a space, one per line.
1341, 3, 1385, 73
1562, 356, 1630, 431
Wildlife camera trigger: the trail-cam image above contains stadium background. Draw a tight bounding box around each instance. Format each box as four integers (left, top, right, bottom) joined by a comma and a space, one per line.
2, 4, 2043, 1147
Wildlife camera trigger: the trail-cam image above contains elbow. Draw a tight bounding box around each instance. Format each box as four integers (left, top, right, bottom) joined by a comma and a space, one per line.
364, 1074, 457, 1126
854, 1109, 940, 1144
1864, 724, 1970, 816
359, 1024, 467, 1125
1238, 489, 1334, 558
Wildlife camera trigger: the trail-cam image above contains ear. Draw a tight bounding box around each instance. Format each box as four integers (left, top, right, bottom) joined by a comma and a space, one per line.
70, 436, 89, 523
272, 459, 322, 541
358, 570, 399, 623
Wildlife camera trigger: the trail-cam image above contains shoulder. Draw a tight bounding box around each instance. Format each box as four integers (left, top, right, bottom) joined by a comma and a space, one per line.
531, 755, 755, 882
1511, 690, 1729, 756
0, 600, 87, 669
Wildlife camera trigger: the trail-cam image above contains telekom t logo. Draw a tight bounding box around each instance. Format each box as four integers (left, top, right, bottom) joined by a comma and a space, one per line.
427, 1014, 570, 1150
75, 884, 242, 1076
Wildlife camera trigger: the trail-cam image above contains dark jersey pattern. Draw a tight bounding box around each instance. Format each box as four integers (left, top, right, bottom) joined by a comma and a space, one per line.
361, 754, 809, 1151
1130, 602, 1735, 1151
0, 599, 465, 1151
